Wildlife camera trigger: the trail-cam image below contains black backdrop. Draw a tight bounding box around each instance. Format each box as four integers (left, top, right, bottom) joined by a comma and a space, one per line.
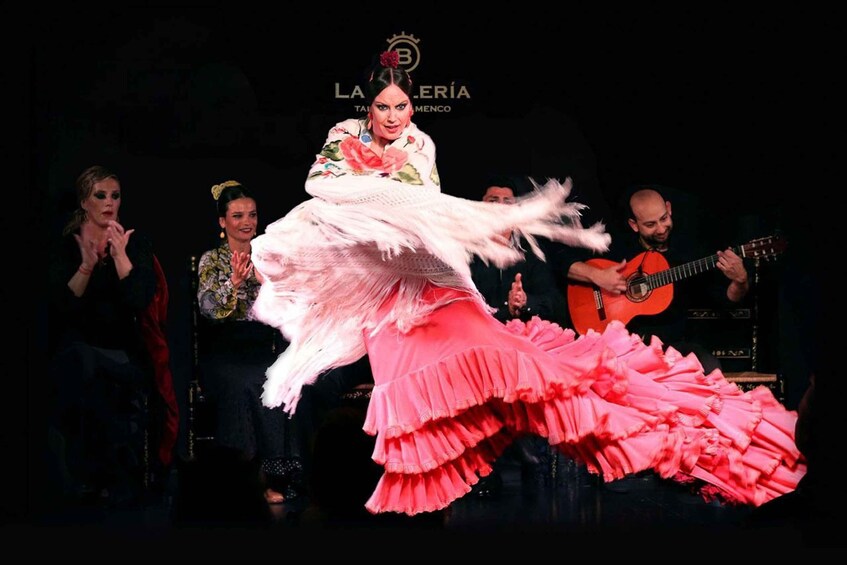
22, 4, 833, 521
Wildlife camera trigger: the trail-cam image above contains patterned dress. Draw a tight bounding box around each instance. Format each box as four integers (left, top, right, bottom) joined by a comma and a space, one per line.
250, 117, 805, 516
197, 242, 301, 476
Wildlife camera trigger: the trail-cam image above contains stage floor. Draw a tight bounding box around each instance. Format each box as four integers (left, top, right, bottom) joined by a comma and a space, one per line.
30, 438, 820, 549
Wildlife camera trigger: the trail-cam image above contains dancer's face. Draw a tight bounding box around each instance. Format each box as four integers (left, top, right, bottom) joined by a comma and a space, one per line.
369, 84, 413, 145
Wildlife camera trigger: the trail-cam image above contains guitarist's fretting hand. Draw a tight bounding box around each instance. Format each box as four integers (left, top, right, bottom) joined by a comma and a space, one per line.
716, 248, 749, 302
508, 273, 527, 317
715, 248, 746, 282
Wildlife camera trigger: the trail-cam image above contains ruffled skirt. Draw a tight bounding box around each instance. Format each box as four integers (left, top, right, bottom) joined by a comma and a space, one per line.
361, 285, 805, 516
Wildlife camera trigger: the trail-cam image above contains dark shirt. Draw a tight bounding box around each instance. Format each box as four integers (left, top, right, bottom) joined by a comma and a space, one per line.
470, 235, 567, 326
48, 230, 156, 361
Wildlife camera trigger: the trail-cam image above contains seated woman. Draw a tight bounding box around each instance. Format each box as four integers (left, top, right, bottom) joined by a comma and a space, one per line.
196, 180, 303, 504
47, 165, 156, 504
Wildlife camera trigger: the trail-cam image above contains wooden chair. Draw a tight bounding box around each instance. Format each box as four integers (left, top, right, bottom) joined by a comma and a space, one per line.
186, 255, 216, 461
688, 257, 784, 401
60, 253, 176, 497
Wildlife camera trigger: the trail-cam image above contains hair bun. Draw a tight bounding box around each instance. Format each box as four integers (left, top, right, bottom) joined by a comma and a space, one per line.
211, 180, 241, 201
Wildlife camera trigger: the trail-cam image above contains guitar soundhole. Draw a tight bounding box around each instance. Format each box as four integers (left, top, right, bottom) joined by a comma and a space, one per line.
626, 276, 651, 302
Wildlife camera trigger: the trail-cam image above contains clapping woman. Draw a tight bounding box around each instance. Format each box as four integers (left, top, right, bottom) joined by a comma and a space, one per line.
196, 180, 303, 505
47, 165, 156, 503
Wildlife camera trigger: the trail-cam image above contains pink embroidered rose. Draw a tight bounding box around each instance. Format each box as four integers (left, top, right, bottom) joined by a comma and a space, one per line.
339, 136, 384, 172
339, 136, 409, 173
380, 146, 409, 173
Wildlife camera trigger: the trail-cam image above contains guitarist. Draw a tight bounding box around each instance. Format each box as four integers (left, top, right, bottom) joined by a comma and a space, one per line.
564, 186, 750, 374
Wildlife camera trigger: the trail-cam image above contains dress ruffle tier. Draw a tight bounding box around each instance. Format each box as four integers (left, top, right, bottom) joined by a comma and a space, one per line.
361, 288, 805, 516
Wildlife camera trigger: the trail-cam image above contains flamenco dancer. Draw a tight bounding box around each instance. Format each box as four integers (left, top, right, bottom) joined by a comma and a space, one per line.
250, 50, 805, 517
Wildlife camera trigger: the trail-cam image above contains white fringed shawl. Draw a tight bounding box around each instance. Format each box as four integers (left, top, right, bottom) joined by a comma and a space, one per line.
251, 118, 610, 413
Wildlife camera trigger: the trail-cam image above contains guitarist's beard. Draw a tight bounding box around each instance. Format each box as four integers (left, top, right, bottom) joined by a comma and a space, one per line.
639, 229, 671, 252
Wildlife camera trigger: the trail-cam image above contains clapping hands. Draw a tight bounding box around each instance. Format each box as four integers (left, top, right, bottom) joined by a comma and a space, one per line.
73, 220, 134, 268
230, 251, 254, 287
508, 273, 527, 317
105, 220, 134, 261
73, 233, 99, 271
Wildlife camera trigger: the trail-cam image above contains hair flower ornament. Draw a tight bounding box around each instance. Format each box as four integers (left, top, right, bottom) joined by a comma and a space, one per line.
380, 50, 400, 68
211, 180, 241, 200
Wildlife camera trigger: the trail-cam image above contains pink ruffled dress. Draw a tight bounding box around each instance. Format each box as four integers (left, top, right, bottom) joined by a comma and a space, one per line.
251, 117, 805, 517
362, 284, 804, 515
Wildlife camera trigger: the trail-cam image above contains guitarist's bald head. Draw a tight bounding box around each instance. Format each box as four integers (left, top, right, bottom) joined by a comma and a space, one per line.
628, 189, 668, 221
626, 188, 673, 251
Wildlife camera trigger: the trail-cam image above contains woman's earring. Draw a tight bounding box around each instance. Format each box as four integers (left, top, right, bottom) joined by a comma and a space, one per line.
219, 230, 225, 239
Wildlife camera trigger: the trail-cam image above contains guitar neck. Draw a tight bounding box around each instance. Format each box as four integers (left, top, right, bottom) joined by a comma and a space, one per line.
644, 245, 740, 290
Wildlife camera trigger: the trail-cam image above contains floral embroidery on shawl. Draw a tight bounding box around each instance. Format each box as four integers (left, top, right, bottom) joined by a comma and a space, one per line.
307, 118, 433, 186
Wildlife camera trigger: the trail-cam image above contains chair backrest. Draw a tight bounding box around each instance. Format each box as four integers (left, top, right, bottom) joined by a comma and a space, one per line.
187, 252, 279, 459
189, 255, 200, 372
187, 254, 214, 459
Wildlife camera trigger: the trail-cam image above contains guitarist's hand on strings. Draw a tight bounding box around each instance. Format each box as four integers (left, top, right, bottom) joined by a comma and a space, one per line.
594, 259, 629, 295
508, 273, 527, 318
566, 259, 629, 295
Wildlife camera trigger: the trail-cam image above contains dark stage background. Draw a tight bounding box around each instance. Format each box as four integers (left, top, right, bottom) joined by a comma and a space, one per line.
21, 4, 833, 523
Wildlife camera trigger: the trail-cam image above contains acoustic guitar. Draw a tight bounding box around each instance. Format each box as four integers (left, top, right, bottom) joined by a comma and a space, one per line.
567, 234, 786, 336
